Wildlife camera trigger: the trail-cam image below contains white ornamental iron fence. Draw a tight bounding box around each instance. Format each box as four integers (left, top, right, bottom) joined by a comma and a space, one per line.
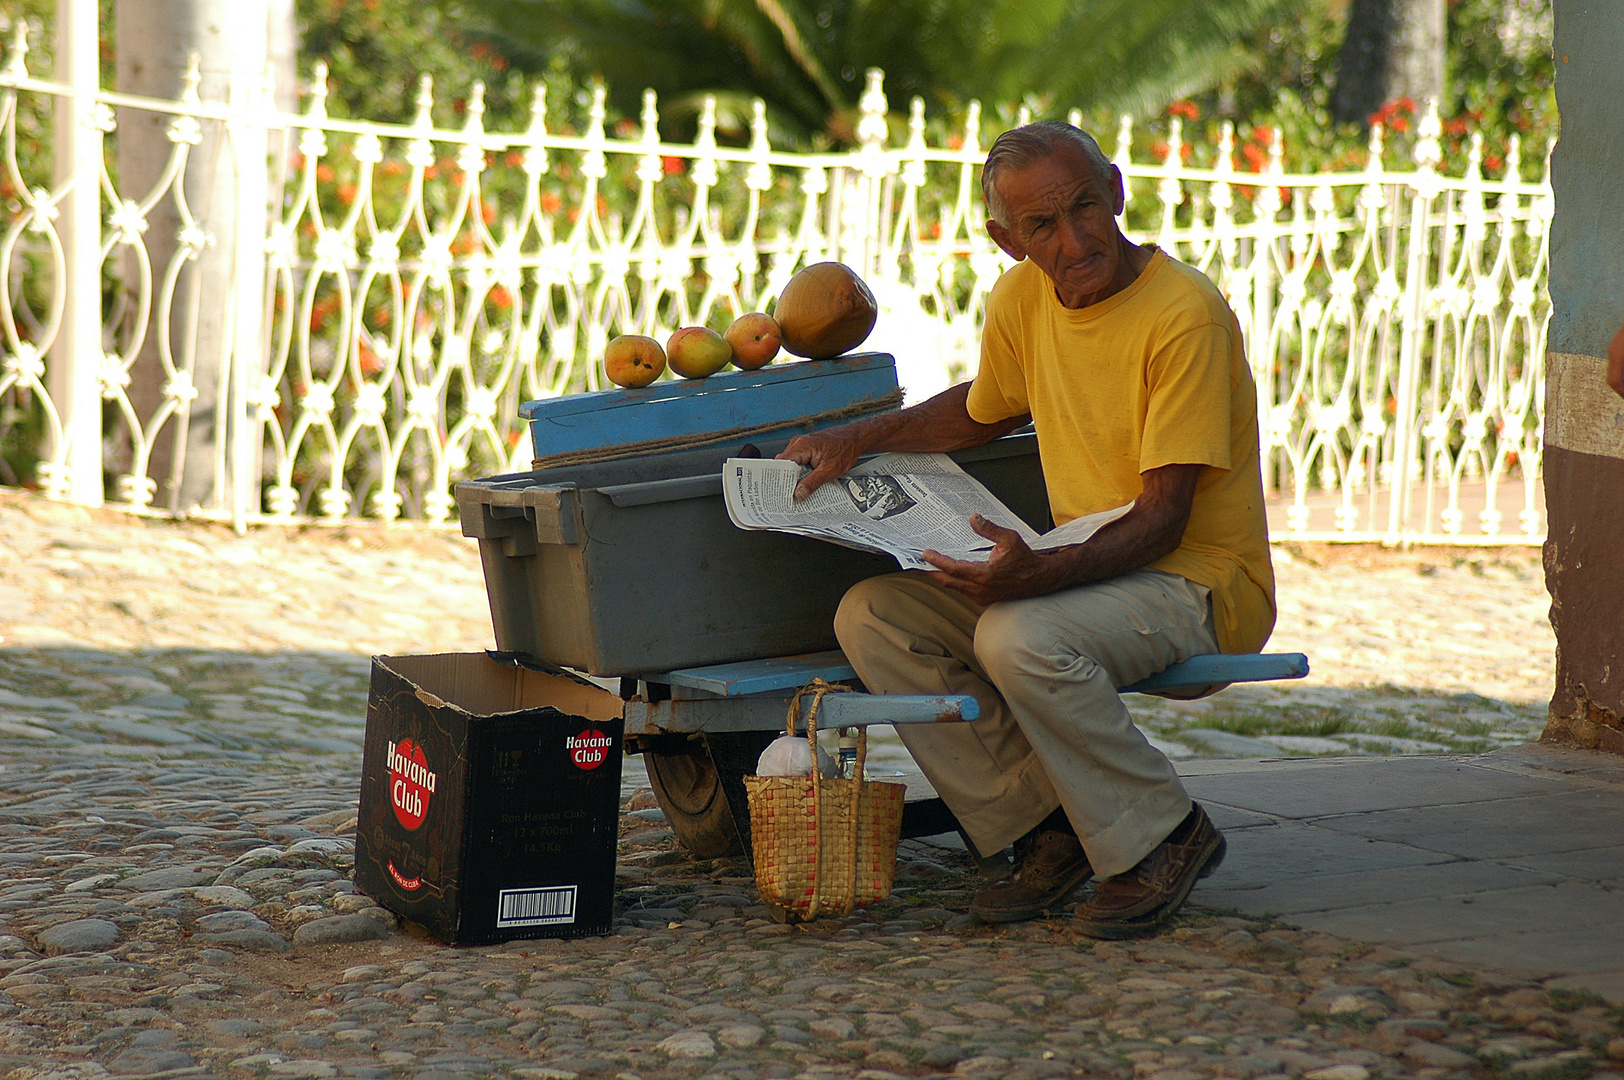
0, 27, 1551, 541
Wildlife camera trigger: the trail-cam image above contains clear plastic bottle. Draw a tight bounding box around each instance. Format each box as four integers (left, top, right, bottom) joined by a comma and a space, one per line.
837, 728, 860, 780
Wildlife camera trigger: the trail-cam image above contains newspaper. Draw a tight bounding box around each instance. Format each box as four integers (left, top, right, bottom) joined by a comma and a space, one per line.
723, 452, 1133, 571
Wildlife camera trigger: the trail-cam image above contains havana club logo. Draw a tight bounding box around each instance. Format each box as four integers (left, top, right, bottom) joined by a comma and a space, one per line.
566, 729, 612, 770
386, 738, 437, 830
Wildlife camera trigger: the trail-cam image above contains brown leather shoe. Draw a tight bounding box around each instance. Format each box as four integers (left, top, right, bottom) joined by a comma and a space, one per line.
1073, 804, 1225, 940
969, 829, 1093, 924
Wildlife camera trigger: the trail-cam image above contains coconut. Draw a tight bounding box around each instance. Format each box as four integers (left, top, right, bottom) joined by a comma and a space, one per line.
773, 262, 878, 359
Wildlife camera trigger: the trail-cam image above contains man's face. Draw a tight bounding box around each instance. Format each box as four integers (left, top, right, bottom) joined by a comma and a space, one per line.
985, 143, 1128, 310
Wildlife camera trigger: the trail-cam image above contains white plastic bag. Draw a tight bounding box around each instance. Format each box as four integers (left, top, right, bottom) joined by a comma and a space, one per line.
755, 733, 838, 778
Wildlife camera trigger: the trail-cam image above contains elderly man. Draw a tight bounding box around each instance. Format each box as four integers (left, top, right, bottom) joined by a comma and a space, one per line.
778, 121, 1275, 939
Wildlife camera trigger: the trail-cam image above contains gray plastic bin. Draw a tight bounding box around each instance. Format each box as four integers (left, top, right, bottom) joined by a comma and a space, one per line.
456, 433, 1049, 677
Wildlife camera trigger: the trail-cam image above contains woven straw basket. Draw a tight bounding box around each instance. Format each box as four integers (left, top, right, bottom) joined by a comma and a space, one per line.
744, 680, 906, 922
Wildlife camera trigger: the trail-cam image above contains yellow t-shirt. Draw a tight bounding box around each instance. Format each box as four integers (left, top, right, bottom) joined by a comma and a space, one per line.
966, 248, 1276, 654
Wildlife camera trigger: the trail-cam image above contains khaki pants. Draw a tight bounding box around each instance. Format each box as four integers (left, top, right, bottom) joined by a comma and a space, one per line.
834, 569, 1218, 878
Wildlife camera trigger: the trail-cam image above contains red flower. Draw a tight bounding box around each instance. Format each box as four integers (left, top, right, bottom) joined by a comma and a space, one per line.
1167, 100, 1199, 121
662, 156, 684, 176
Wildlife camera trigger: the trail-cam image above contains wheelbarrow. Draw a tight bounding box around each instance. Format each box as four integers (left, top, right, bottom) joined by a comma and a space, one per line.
456, 354, 1307, 859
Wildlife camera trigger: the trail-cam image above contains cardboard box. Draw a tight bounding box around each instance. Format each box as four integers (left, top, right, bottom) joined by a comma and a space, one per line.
355, 652, 625, 944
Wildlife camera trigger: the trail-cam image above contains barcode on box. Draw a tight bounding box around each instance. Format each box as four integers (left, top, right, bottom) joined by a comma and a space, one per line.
496, 885, 578, 927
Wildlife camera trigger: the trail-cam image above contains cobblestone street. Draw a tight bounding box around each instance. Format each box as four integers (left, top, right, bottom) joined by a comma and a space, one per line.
3, 489, 1618, 1080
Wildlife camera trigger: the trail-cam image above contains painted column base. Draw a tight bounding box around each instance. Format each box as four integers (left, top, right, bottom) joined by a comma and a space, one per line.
1541, 444, 1624, 754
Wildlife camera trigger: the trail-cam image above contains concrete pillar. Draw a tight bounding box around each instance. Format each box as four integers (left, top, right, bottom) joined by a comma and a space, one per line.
114, 0, 270, 514
48, 0, 104, 506
1543, 1, 1624, 752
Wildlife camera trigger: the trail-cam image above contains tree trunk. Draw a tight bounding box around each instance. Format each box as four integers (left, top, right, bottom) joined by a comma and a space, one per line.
1330, 0, 1445, 127
114, 0, 273, 513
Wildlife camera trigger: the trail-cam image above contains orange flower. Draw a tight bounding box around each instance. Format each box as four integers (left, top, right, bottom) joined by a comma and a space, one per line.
541, 191, 563, 215
662, 156, 684, 176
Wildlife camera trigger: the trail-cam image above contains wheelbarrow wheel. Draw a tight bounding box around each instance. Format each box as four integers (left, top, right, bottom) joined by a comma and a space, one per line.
645, 744, 741, 859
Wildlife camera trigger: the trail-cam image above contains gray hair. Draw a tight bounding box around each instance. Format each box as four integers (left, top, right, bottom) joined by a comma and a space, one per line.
981, 121, 1113, 227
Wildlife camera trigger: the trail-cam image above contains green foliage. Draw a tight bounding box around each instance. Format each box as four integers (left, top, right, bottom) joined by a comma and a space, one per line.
1127, 0, 1558, 182
452, 0, 1300, 147
294, 0, 585, 133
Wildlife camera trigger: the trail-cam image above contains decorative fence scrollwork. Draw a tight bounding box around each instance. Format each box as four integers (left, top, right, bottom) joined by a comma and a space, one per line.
0, 30, 1550, 541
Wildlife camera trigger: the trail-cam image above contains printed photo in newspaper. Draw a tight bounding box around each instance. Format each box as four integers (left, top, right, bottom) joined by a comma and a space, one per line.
722, 452, 1132, 570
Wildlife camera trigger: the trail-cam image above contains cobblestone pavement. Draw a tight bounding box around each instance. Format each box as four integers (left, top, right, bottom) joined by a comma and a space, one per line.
4, 490, 1619, 1080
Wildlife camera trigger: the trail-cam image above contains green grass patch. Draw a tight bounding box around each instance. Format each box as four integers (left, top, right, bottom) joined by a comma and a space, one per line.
1547, 987, 1609, 1012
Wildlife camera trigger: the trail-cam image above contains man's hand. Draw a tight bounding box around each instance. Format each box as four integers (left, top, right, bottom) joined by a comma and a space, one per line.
1608, 321, 1624, 400
922, 515, 1063, 606
923, 462, 1204, 607
780, 429, 865, 501
775, 382, 1030, 500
